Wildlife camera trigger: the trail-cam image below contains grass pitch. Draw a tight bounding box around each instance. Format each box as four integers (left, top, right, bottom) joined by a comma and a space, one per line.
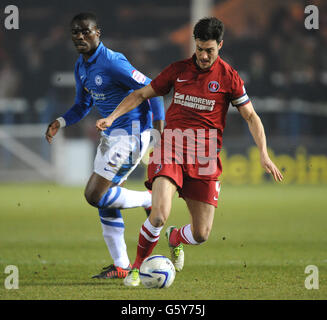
0, 182, 326, 300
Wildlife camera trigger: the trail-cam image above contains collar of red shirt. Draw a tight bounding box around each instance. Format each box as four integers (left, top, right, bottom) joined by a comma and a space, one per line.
191, 54, 221, 73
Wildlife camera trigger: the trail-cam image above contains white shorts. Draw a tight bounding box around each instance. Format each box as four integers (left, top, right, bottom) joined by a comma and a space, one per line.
94, 130, 151, 185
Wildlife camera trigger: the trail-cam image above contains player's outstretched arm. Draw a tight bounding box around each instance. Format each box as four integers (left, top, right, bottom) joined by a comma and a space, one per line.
45, 101, 93, 144
96, 84, 158, 131
238, 102, 283, 182
45, 120, 60, 144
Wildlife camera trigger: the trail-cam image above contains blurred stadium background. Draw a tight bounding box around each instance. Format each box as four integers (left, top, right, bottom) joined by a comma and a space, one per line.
0, 0, 326, 185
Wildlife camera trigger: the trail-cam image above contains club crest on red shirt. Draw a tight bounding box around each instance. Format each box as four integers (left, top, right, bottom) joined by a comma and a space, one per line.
208, 81, 219, 92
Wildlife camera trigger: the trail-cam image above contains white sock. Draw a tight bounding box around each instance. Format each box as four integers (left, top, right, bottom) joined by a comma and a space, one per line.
180, 224, 200, 245
100, 186, 151, 209
141, 218, 163, 240
100, 216, 130, 268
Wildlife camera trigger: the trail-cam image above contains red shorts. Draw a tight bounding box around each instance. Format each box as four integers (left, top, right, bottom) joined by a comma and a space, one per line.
145, 162, 221, 207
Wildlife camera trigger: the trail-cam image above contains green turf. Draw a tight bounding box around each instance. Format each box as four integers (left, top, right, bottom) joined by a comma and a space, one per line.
0, 182, 326, 300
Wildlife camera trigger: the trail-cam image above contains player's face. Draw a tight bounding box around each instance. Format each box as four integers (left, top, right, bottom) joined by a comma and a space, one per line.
195, 39, 223, 70
71, 19, 100, 56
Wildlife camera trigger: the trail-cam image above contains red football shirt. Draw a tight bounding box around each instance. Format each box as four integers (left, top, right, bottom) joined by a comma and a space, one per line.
150, 54, 250, 179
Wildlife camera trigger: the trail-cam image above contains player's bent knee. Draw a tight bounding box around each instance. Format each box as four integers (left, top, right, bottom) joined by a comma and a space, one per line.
84, 188, 103, 208
193, 234, 208, 244
149, 207, 169, 227
193, 228, 211, 243
149, 214, 167, 227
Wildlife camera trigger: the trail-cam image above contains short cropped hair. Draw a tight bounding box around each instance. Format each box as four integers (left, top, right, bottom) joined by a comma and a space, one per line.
71, 12, 100, 29
193, 17, 224, 43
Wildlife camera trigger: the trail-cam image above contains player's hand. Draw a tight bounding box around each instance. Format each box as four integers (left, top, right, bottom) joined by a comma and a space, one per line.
260, 154, 283, 182
45, 120, 60, 144
96, 117, 114, 131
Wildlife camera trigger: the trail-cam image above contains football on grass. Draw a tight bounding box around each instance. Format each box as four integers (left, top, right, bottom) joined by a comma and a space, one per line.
139, 255, 176, 288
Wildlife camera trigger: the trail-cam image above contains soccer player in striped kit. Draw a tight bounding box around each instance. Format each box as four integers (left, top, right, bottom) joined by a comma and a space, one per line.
45, 13, 165, 279
96, 17, 283, 286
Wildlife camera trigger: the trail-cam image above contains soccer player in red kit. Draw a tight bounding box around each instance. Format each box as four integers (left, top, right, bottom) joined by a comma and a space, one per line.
96, 17, 283, 286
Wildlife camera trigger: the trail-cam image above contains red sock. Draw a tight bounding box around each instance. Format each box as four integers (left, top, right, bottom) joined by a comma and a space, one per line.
132, 222, 160, 269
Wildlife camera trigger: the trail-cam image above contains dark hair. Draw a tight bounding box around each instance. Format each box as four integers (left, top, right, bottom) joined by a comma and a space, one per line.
71, 12, 100, 29
193, 17, 224, 43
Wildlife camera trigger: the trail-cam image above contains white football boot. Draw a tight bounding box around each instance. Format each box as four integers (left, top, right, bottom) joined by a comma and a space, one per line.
123, 268, 140, 287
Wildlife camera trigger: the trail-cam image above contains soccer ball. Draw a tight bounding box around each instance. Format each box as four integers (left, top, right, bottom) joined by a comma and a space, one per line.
139, 255, 176, 289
